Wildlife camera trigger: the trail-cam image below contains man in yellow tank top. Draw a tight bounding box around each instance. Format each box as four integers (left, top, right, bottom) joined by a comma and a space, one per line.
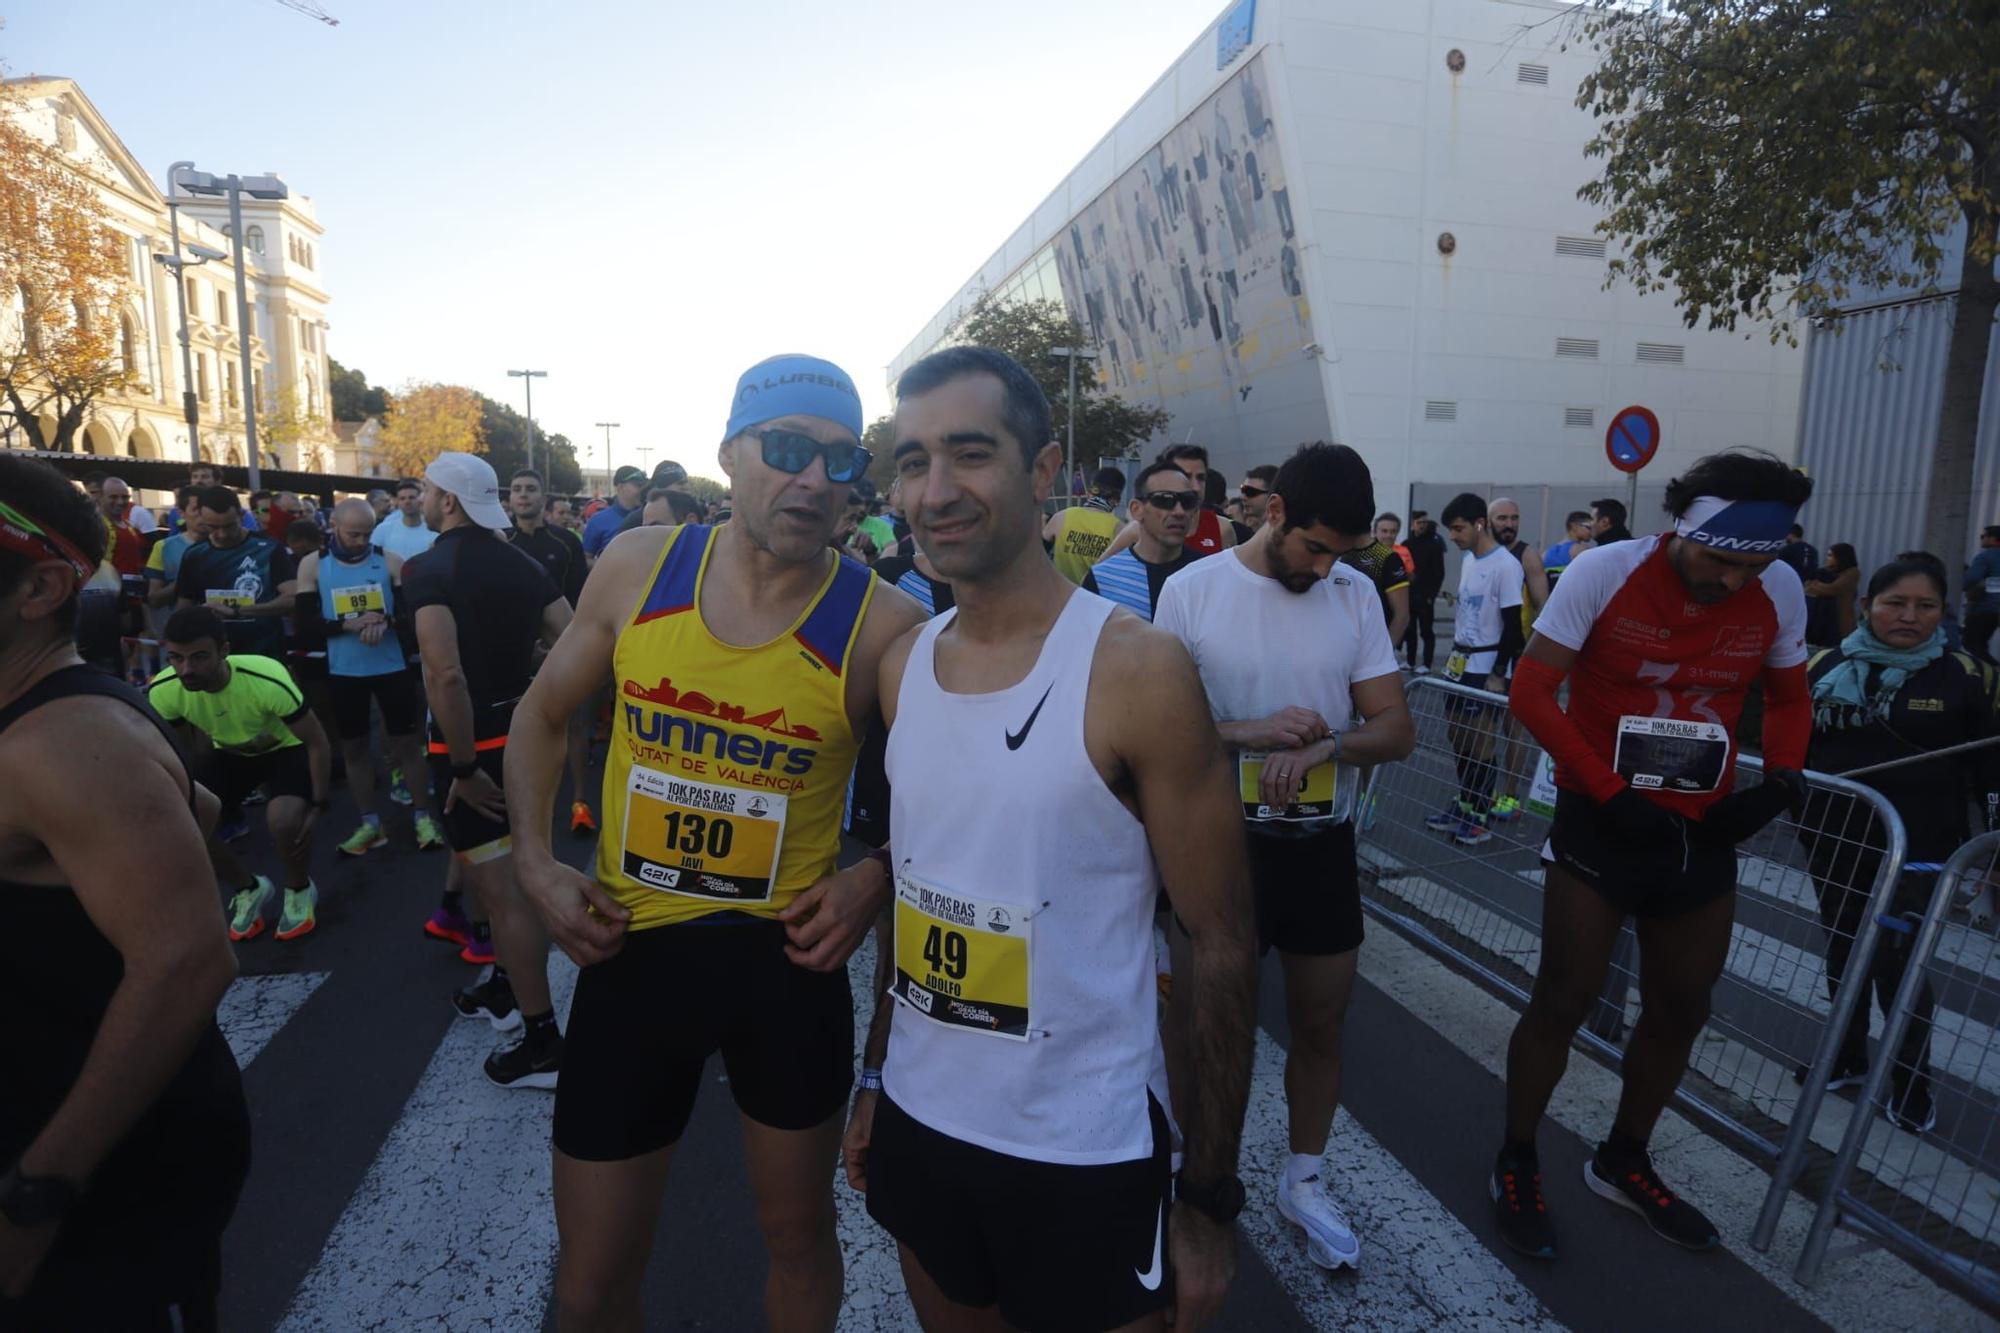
1042, 465, 1127, 583
507, 353, 925, 1332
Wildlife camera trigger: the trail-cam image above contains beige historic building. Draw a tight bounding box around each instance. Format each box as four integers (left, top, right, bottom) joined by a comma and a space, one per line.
2, 76, 336, 474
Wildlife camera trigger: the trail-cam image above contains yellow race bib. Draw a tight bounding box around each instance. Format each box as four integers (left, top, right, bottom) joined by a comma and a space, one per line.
1239, 753, 1349, 823
206, 589, 253, 611
332, 582, 385, 620
891, 872, 1032, 1041
618, 765, 786, 902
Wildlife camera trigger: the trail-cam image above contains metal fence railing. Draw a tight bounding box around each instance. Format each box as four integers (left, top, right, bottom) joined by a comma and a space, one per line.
1794, 832, 2000, 1308
1354, 676, 1925, 1276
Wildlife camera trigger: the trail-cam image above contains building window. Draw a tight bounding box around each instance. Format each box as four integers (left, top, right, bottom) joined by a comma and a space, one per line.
225, 362, 239, 407
216, 289, 229, 327
187, 276, 199, 314
254, 368, 265, 410
119, 312, 137, 375
16, 284, 40, 356
71, 296, 91, 333
246, 225, 265, 255
196, 355, 210, 403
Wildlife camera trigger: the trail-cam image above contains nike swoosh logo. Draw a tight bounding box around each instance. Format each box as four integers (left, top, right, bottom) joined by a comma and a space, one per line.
1135, 1200, 1164, 1291
1004, 683, 1054, 751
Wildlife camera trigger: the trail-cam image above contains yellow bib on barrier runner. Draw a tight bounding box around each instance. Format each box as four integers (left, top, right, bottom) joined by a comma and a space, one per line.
1443, 650, 1469, 682
891, 873, 1032, 1041
206, 589, 253, 611
1238, 753, 1347, 822
331, 582, 385, 620
619, 765, 787, 902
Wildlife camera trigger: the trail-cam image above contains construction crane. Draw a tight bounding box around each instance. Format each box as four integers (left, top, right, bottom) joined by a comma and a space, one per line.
271, 0, 339, 26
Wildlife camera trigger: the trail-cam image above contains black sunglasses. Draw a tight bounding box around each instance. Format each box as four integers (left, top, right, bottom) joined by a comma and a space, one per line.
1142, 491, 1202, 512
756, 428, 872, 485
1240, 483, 1269, 498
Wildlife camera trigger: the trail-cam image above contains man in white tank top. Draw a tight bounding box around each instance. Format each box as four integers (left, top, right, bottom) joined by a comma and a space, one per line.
842, 347, 1260, 1333
1154, 442, 1416, 1274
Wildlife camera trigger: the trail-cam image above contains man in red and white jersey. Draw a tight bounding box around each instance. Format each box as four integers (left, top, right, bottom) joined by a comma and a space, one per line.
1491, 450, 1815, 1261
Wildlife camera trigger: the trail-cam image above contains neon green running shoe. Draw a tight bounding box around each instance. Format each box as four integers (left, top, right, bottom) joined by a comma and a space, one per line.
276, 883, 318, 941
415, 813, 446, 851
338, 821, 388, 857
1489, 795, 1524, 824
228, 875, 276, 942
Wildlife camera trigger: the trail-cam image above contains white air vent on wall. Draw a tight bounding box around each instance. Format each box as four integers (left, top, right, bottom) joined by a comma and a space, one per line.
1555, 337, 1600, 360
1424, 400, 1458, 422
1555, 235, 1607, 259
1564, 407, 1595, 429
1636, 342, 1686, 365
1517, 62, 1550, 85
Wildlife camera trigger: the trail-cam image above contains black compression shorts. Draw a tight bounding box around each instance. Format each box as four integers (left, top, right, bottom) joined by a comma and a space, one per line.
328, 668, 421, 741
1545, 788, 1738, 917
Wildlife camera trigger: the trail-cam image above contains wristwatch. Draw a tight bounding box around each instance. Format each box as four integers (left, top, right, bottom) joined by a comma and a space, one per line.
1175, 1171, 1246, 1225
0, 1163, 81, 1227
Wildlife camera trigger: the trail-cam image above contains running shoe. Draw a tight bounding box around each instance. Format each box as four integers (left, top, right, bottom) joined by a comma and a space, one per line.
1425, 804, 1469, 833
216, 815, 250, 844
1453, 816, 1494, 847
337, 822, 388, 857
1884, 1074, 1938, 1134
414, 813, 446, 851
1793, 1055, 1868, 1092
1488, 795, 1524, 823
388, 768, 414, 806
460, 933, 496, 966
1414, 664, 1431, 676
275, 883, 318, 941
1583, 1152, 1719, 1251
242, 784, 268, 807
1275, 1169, 1361, 1271
484, 1028, 561, 1090
424, 905, 471, 946
570, 801, 597, 836
1491, 1148, 1557, 1259
453, 967, 522, 1033
227, 876, 276, 942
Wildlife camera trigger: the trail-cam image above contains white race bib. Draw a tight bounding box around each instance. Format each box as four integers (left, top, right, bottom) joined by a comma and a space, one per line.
1613, 716, 1730, 794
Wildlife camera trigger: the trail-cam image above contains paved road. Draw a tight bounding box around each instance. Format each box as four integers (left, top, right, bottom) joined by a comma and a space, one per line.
205, 754, 1980, 1330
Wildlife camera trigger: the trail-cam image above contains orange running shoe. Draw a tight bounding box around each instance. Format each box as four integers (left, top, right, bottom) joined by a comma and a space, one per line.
570, 801, 598, 836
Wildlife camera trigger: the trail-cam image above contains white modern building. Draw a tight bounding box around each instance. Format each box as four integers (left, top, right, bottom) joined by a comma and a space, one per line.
889, 0, 1806, 542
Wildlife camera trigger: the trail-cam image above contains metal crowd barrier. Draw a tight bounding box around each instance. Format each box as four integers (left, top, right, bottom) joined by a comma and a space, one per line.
1794, 832, 2000, 1308
1354, 676, 1915, 1269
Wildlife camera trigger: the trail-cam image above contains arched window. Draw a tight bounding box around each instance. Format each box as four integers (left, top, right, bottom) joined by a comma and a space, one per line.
245, 225, 266, 255
119, 311, 137, 375
71, 296, 91, 333
304, 370, 320, 419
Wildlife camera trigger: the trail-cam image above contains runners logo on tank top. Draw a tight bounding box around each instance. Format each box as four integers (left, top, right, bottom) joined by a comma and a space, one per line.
619, 677, 821, 786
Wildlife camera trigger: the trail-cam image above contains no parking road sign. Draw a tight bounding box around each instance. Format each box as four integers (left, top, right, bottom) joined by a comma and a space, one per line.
1605, 405, 1661, 474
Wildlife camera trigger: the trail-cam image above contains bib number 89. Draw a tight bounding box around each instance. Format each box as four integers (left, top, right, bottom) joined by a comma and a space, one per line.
922, 925, 968, 980
660, 810, 735, 859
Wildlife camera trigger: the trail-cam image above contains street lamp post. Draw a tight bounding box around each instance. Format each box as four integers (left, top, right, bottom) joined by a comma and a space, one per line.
1047, 346, 1099, 501
508, 369, 547, 473
173, 167, 289, 489
593, 422, 619, 495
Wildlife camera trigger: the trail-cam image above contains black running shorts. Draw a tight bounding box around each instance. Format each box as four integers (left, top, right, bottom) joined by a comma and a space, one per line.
428, 749, 510, 862
328, 668, 421, 741
553, 915, 854, 1159
1247, 823, 1364, 956
1545, 788, 1738, 917
204, 744, 314, 811
865, 1092, 1173, 1333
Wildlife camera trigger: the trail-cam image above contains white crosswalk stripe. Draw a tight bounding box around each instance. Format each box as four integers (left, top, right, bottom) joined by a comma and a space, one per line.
216, 971, 329, 1068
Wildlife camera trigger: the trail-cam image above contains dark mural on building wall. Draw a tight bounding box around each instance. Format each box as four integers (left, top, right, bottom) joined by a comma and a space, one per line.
1053, 53, 1315, 423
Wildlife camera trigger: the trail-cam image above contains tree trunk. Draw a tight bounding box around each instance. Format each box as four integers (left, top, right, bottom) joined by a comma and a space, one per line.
1922, 219, 1998, 564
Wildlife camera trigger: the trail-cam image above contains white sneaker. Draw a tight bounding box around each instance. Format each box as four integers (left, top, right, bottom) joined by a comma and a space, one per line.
1414, 664, 1431, 676
1276, 1170, 1360, 1270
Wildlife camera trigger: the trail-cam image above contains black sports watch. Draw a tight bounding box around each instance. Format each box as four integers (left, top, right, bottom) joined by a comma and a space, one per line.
1175, 1171, 1246, 1225
0, 1163, 81, 1227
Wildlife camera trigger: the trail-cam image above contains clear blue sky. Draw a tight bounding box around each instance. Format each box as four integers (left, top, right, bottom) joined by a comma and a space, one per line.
4, 0, 1226, 481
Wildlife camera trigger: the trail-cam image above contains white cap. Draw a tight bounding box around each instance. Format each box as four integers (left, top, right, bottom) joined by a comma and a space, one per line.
423, 452, 509, 531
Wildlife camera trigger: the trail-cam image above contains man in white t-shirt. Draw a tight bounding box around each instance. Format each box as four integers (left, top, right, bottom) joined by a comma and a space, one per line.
375, 477, 438, 561
1155, 441, 1415, 1274
1425, 492, 1525, 846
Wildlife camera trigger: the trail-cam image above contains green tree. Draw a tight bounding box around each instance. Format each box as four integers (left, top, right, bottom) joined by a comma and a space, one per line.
1574, 0, 2000, 560
951, 296, 1172, 475
682, 475, 729, 507
862, 414, 898, 493
327, 357, 390, 422
478, 394, 581, 494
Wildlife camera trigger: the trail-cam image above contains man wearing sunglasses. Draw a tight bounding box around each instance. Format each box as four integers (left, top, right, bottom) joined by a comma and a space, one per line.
1239, 465, 1278, 533
1082, 458, 1200, 622
505, 352, 925, 1331
1102, 442, 1238, 565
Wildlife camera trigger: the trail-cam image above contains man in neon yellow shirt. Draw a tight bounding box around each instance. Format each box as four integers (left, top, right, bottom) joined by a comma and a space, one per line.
151, 605, 332, 942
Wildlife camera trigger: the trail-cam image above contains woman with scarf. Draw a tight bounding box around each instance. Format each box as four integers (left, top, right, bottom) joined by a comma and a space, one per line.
1801, 558, 2000, 1133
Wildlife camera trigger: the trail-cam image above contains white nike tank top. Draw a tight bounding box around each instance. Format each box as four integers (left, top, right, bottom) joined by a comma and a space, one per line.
884, 590, 1162, 1165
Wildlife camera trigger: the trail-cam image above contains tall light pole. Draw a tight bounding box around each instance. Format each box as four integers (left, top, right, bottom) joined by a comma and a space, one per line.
1047, 346, 1099, 500
508, 369, 547, 473
593, 422, 619, 494
174, 167, 289, 489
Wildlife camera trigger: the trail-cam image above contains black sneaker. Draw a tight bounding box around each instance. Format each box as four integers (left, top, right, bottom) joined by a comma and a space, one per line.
1884, 1074, 1938, 1134
485, 1028, 561, 1090
1490, 1149, 1558, 1259
1583, 1152, 1719, 1251
453, 968, 522, 1033
1793, 1055, 1868, 1092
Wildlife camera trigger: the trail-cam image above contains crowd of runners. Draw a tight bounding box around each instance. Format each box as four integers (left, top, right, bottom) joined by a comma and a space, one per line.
5, 341, 1999, 1332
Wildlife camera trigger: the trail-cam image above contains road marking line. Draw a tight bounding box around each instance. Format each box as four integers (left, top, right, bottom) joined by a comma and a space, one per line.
275, 956, 578, 1332
217, 971, 329, 1069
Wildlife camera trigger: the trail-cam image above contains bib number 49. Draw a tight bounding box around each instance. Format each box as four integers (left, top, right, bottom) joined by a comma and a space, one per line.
922, 924, 968, 980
